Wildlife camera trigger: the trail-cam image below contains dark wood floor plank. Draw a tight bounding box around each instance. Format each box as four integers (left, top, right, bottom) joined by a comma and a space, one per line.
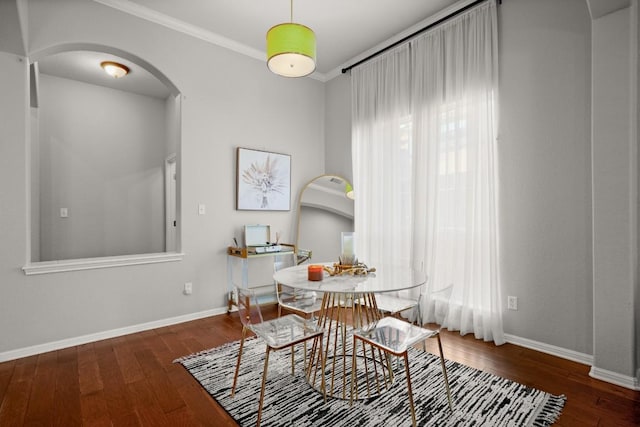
157, 329, 192, 364
9, 355, 38, 383
0, 375, 31, 426
135, 349, 185, 415
0, 361, 15, 403
114, 339, 146, 385
23, 351, 57, 425
174, 381, 235, 427
164, 404, 200, 427
143, 332, 176, 369
80, 390, 110, 427
96, 341, 140, 426
53, 353, 82, 427
77, 342, 104, 396
1, 305, 638, 426
127, 379, 173, 426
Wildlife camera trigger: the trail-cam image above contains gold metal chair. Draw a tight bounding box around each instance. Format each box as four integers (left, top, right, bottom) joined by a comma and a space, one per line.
373, 291, 424, 323
231, 286, 327, 427
275, 283, 323, 318
423, 284, 454, 327
360, 280, 429, 326
350, 316, 453, 427
273, 252, 323, 319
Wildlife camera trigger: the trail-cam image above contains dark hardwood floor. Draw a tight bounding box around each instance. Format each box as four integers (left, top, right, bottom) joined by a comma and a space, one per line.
0, 304, 638, 426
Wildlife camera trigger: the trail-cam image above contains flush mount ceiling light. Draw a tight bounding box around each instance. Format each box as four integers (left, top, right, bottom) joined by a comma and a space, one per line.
266, 0, 316, 77
100, 61, 130, 78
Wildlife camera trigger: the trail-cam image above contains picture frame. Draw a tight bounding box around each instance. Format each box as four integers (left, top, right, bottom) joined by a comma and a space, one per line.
236, 147, 291, 211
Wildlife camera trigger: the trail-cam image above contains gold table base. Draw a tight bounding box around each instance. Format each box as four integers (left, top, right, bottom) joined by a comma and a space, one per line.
305, 292, 397, 400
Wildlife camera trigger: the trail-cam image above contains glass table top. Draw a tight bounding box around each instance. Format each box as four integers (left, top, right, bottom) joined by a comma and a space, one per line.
273, 263, 426, 294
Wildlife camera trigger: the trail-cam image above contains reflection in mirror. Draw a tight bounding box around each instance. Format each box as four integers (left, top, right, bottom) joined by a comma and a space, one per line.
296, 175, 354, 263
30, 49, 180, 262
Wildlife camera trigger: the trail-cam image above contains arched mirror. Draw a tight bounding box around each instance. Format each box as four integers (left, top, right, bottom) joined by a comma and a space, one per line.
296, 175, 354, 263
28, 46, 181, 265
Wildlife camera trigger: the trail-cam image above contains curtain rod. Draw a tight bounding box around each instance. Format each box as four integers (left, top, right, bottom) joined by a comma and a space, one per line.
341, 0, 498, 74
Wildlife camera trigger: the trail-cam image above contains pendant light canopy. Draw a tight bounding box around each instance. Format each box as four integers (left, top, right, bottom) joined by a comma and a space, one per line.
266, 0, 316, 77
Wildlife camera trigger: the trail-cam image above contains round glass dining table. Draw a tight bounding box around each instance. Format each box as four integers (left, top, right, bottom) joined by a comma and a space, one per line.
273, 263, 426, 295
273, 263, 426, 399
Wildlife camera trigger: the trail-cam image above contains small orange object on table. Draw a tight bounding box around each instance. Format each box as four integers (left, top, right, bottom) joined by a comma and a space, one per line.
307, 265, 324, 281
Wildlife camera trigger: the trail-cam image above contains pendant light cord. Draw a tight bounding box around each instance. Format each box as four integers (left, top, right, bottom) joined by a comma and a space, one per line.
290, 0, 293, 22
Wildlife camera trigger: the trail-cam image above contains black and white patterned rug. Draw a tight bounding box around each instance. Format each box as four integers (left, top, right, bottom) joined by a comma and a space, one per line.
175, 336, 565, 427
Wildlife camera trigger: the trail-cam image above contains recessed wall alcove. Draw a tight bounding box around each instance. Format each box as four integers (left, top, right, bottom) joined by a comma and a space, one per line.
24, 43, 183, 274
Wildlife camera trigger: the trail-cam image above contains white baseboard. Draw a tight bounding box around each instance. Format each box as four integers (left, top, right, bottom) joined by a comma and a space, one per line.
503, 333, 594, 365
505, 334, 640, 391
589, 366, 640, 390
0, 307, 228, 363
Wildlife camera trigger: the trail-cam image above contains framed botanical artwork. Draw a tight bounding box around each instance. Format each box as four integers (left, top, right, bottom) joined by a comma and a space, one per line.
236, 147, 291, 211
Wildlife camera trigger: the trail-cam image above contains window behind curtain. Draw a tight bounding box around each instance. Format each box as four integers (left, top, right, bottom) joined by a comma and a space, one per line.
352, 0, 504, 344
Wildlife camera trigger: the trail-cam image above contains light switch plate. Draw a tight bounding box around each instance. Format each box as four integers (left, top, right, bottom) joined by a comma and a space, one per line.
198, 204, 206, 215
184, 282, 193, 295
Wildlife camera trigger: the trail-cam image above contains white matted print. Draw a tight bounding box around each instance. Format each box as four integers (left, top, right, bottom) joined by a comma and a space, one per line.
236, 148, 291, 211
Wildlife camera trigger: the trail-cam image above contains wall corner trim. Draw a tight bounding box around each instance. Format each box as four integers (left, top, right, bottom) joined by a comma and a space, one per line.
589, 366, 640, 390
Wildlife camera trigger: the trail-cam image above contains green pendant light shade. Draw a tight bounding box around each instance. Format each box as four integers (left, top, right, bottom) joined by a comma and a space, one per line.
345, 183, 354, 200
267, 22, 316, 77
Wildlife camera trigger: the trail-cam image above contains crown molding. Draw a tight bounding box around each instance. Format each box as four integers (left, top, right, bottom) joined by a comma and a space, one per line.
92, 0, 327, 82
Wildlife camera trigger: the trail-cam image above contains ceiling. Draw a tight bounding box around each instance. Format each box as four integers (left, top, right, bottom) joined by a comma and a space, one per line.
95, 0, 465, 80
35, 0, 472, 97
6, 0, 629, 87
37, 50, 172, 99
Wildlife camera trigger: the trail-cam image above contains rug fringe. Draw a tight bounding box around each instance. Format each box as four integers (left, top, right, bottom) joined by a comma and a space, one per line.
530, 394, 566, 427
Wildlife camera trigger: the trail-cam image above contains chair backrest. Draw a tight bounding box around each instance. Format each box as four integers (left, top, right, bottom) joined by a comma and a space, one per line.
429, 284, 453, 326
276, 283, 318, 305
235, 286, 264, 328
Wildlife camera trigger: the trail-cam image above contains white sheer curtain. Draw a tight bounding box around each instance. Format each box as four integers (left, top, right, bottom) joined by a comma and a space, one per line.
351, 44, 412, 267
352, 0, 504, 344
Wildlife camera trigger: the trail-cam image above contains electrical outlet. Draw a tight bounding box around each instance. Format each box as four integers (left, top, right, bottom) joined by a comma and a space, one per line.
184, 282, 193, 295
507, 296, 518, 311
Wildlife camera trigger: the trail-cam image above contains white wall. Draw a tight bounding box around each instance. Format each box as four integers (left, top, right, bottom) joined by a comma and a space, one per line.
0, 0, 324, 357
325, 74, 352, 181
37, 73, 166, 260
499, 0, 593, 354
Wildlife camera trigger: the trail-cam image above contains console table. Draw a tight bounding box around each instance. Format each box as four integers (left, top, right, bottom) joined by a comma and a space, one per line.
226, 244, 296, 312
